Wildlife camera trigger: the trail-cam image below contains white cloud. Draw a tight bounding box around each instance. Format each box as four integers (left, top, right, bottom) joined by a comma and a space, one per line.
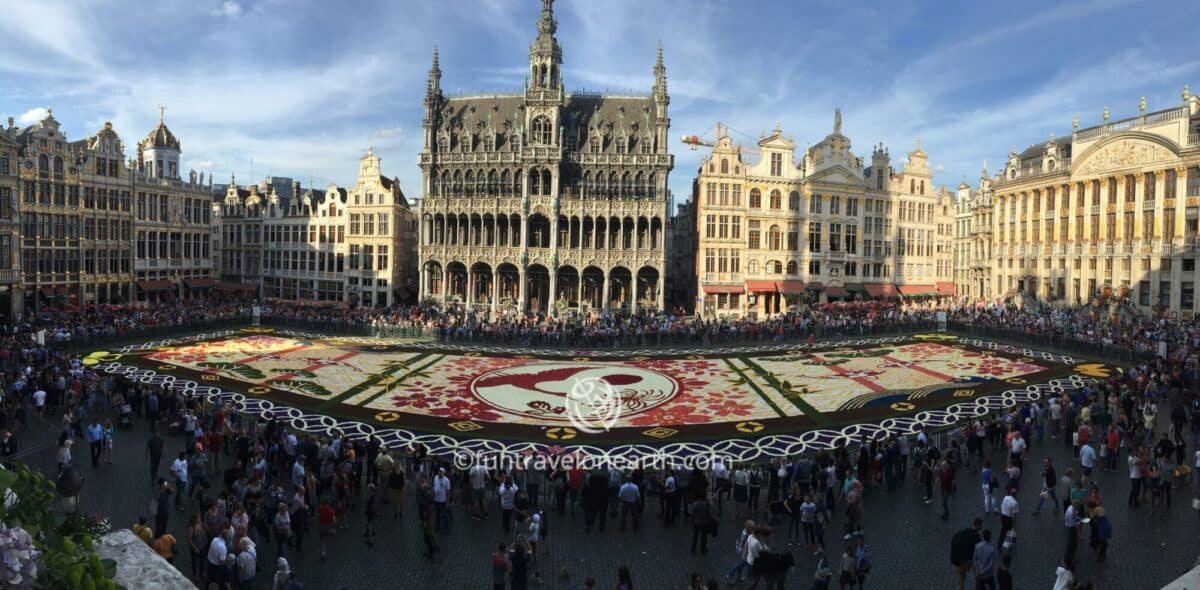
212, 1, 243, 18
16, 107, 48, 125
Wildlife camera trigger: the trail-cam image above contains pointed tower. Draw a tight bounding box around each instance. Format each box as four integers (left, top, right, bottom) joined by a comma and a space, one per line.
528, 0, 562, 91
140, 105, 182, 180
422, 47, 442, 152
652, 41, 670, 154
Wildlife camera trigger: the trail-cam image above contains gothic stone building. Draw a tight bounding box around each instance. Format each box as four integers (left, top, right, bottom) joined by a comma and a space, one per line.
417, 0, 673, 316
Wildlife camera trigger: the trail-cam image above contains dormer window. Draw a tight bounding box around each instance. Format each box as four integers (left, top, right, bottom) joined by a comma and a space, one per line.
531, 116, 552, 145
770, 153, 782, 176
615, 136, 626, 154
589, 136, 601, 154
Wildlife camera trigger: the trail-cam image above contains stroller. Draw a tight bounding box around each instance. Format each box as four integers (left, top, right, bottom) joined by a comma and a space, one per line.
117, 403, 133, 430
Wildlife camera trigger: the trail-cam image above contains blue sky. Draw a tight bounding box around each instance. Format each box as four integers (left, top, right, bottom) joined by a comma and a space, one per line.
3, 0, 1198, 210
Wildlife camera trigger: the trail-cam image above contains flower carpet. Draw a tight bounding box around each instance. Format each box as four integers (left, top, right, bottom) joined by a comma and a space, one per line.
79, 327, 1116, 460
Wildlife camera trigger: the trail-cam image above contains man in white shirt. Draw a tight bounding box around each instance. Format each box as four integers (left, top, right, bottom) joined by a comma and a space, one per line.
1064, 501, 1081, 561
617, 477, 640, 531
498, 475, 519, 533
469, 462, 490, 519
206, 533, 229, 586
1009, 431, 1027, 467
32, 389, 46, 415
999, 488, 1018, 543
432, 467, 451, 532
169, 453, 188, 510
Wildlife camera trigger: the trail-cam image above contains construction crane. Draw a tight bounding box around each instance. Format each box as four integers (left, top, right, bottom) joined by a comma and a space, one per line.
680, 122, 761, 156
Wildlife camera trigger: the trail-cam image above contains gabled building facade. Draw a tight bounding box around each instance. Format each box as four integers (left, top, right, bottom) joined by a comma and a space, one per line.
417, 0, 673, 316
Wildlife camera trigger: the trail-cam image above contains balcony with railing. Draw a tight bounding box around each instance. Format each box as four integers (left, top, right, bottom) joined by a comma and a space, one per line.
1074, 104, 1191, 141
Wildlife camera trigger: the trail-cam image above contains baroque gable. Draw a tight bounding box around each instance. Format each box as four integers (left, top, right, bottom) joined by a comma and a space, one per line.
1072, 134, 1181, 176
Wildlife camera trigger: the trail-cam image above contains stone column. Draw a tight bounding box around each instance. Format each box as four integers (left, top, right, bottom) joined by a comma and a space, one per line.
601, 270, 610, 314
419, 263, 426, 302
440, 268, 448, 304
656, 271, 664, 310
518, 268, 527, 314
492, 271, 499, 319
548, 268, 558, 317
466, 269, 474, 307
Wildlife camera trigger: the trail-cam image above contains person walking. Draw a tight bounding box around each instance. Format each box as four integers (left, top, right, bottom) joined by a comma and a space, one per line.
972, 529, 997, 590
938, 460, 956, 521
725, 520, 755, 584
949, 518, 982, 590
1034, 458, 1057, 514
146, 428, 164, 484
432, 467, 451, 532
1064, 500, 1082, 563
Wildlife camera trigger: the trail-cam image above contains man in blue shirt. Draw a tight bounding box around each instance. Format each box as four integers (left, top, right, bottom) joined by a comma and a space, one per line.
86, 419, 104, 467
972, 529, 997, 589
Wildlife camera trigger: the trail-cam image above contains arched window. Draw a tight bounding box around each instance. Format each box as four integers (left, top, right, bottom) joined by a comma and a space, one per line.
786, 261, 798, 275
615, 136, 626, 154
768, 225, 782, 250
770, 190, 782, 210
53, 156, 63, 176
541, 169, 552, 195
788, 191, 801, 211
641, 136, 652, 154
531, 116, 552, 145
38, 155, 49, 178
530, 168, 541, 195
771, 260, 783, 274
720, 159, 729, 174
748, 260, 759, 275
749, 189, 762, 208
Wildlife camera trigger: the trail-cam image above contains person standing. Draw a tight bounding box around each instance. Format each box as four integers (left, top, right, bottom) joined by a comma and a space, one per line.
146, 428, 164, 484
690, 493, 715, 555
491, 542, 509, 590
170, 452, 188, 511
999, 488, 1018, 544
1091, 505, 1112, 562
972, 529, 997, 590
499, 474, 519, 533
980, 459, 998, 514
617, 476, 640, 531
86, 418, 103, 467
1064, 500, 1082, 563
153, 479, 172, 540
581, 470, 607, 533
949, 518, 982, 590
938, 460, 955, 521
1127, 451, 1142, 508
725, 520, 755, 584
432, 467, 451, 532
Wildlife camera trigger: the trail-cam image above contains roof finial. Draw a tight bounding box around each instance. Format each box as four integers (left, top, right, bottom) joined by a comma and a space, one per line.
833, 107, 842, 134
432, 46, 439, 71
914, 136, 921, 149
46, 107, 52, 117
1139, 96, 1146, 114
656, 40, 663, 70
1184, 84, 1191, 103
1072, 114, 1079, 131
158, 104, 166, 122
1102, 105, 1109, 123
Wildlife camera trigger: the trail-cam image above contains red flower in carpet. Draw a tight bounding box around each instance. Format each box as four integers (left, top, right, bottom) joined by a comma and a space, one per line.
429, 399, 504, 422
705, 399, 755, 417
629, 404, 710, 427
677, 377, 710, 392
393, 392, 439, 410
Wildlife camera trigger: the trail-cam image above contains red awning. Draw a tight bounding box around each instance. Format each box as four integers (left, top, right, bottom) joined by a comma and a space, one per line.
825, 286, 848, 297
217, 281, 258, 292
184, 278, 217, 289
777, 280, 806, 294
937, 282, 957, 295
137, 280, 175, 292
702, 284, 745, 294
746, 280, 778, 293
864, 283, 897, 297
898, 284, 936, 296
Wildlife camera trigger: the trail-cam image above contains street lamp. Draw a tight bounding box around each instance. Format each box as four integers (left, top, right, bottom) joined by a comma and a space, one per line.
56, 464, 84, 523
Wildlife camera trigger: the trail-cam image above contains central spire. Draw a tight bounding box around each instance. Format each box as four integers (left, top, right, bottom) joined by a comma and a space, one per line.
537, 0, 556, 36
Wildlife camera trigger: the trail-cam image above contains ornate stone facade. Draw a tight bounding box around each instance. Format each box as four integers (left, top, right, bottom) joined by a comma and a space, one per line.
987, 90, 1200, 315
692, 115, 955, 318
417, 0, 673, 316
218, 151, 417, 307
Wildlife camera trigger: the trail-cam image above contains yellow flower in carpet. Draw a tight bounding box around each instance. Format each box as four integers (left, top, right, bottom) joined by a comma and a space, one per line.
1074, 363, 1112, 378
913, 333, 958, 341
82, 350, 121, 366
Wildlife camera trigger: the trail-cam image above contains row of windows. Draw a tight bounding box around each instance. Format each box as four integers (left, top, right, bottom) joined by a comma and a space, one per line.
702, 250, 895, 279
349, 213, 389, 236
135, 232, 210, 260
83, 218, 132, 241
264, 250, 345, 274
996, 168, 1200, 217
22, 181, 78, 207
348, 244, 390, 271
996, 209, 1195, 244
265, 223, 347, 245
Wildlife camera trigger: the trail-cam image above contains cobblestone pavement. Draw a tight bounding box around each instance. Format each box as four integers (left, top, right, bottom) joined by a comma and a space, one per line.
16, 404, 1199, 590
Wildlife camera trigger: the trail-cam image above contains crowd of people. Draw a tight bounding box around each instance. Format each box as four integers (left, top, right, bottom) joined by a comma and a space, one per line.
5, 296, 1200, 589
